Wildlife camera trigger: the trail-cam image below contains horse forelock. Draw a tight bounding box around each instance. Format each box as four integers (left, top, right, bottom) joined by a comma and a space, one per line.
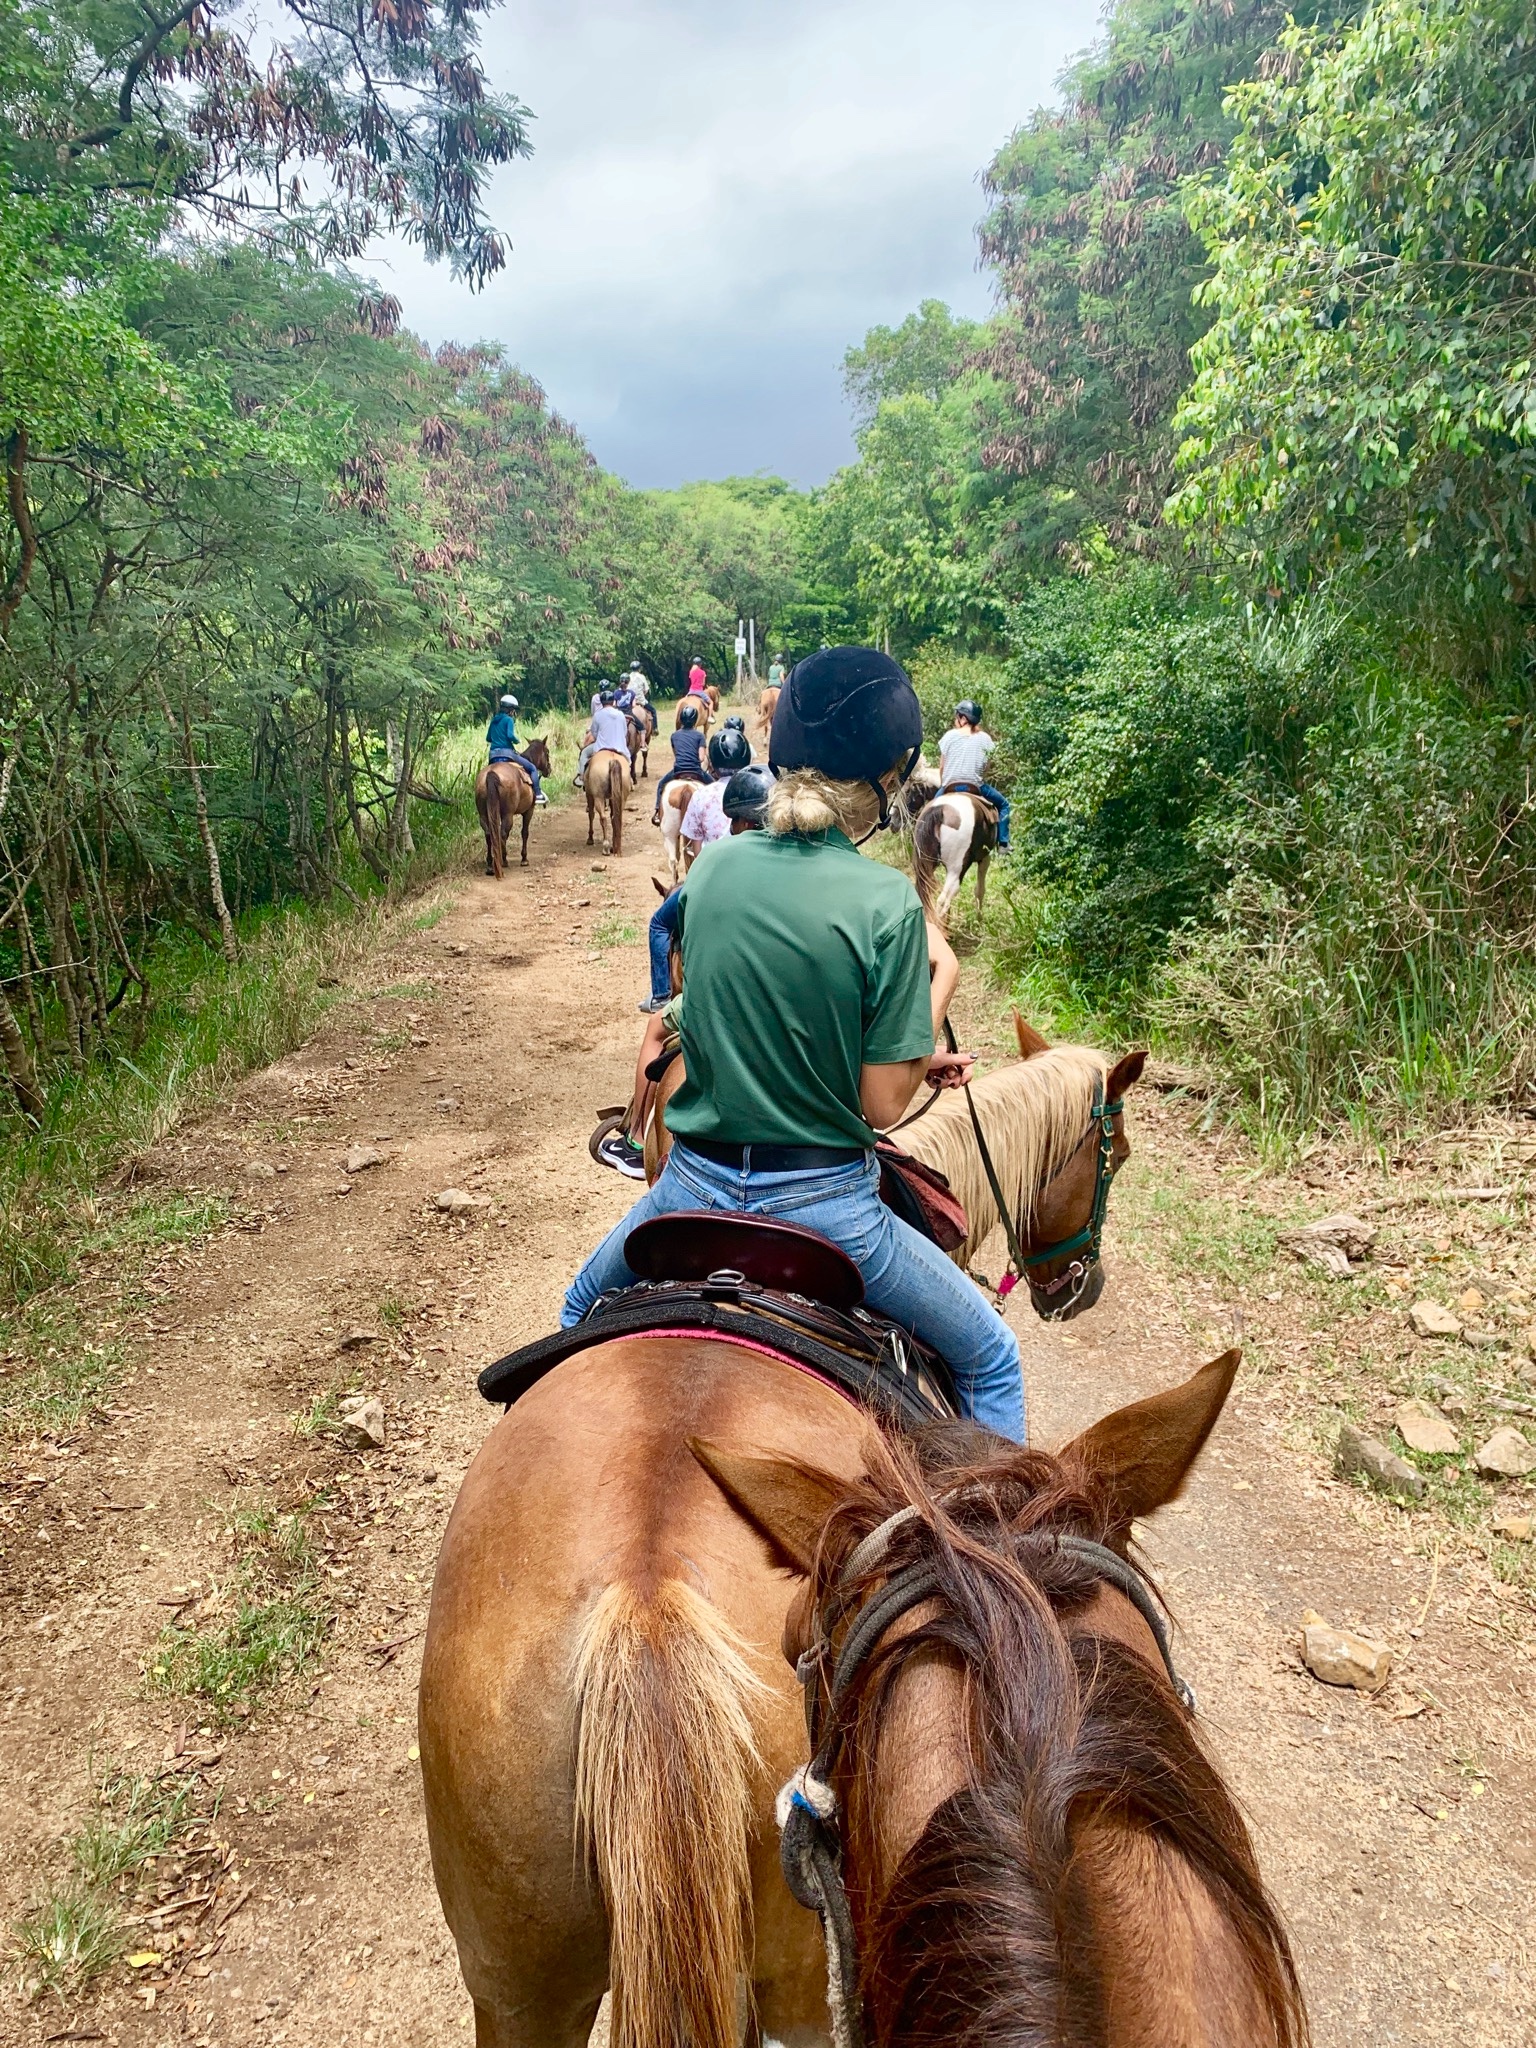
807, 1433, 1307, 2048
899, 1044, 1108, 1250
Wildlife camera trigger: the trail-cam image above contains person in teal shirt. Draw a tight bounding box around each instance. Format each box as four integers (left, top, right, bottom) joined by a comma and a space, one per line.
561, 647, 1025, 1439
485, 694, 545, 802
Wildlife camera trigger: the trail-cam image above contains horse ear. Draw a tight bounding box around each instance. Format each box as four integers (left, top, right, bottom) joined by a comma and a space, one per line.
1059, 1350, 1239, 1537
652, 876, 669, 898
1013, 1010, 1052, 1059
1106, 1048, 1148, 1097
689, 1440, 843, 1578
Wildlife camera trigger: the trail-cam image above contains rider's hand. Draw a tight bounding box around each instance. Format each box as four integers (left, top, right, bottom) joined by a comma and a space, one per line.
925, 1048, 974, 1091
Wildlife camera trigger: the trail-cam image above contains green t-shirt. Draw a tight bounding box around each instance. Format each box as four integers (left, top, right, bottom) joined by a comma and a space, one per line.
668, 828, 933, 1149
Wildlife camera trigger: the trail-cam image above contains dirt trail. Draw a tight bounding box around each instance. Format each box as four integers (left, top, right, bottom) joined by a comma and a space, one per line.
3, 791, 1533, 2048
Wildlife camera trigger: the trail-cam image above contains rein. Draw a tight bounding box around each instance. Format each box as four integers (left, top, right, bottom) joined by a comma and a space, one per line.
777, 1506, 1196, 2048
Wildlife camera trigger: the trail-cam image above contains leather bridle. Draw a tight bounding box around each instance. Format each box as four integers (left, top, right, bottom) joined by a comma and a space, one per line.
889, 1021, 1126, 1319
776, 1504, 1195, 2048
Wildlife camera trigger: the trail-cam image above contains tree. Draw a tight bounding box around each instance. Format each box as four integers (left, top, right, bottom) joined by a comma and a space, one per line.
976, 0, 1357, 566
1169, 0, 1536, 602
842, 301, 982, 425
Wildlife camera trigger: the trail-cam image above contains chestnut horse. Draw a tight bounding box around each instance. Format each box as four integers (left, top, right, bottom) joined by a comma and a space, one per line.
474, 739, 551, 877
757, 682, 780, 741
419, 1346, 1303, 2048
585, 747, 632, 856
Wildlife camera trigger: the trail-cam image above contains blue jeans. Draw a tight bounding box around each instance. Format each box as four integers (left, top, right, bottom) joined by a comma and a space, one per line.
562, 1144, 1024, 1440
649, 888, 681, 1003
979, 783, 1009, 847
489, 748, 541, 794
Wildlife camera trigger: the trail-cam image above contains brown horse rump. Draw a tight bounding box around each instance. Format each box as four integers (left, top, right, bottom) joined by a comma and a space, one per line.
478, 1222, 960, 1429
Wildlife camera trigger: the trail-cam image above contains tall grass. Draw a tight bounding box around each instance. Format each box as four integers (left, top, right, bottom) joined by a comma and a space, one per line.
0, 724, 490, 1318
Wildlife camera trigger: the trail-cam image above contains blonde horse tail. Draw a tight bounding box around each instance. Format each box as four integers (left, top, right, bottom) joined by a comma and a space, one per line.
574, 1579, 763, 2048
607, 754, 625, 855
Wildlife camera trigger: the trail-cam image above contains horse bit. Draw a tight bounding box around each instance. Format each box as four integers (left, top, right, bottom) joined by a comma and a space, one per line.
775, 1503, 1195, 2048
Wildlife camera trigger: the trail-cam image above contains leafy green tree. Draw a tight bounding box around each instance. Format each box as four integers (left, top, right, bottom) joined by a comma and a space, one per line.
842, 301, 982, 424
1170, 0, 1536, 601
977, 0, 1357, 567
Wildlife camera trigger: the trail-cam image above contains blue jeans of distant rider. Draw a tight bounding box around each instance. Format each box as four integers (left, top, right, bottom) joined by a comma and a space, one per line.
562, 1144, 1025, 1440
489, 747, 541, 794
648, 888, 681, 1005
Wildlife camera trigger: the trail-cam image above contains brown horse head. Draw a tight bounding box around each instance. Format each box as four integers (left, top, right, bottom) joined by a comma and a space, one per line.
693, 1350, 1307, 2048
523, 736, 552, 777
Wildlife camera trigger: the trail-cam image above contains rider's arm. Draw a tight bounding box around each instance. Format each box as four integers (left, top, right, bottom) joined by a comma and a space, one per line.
859, 1056, 929, 1130
859, 918, 972, 1127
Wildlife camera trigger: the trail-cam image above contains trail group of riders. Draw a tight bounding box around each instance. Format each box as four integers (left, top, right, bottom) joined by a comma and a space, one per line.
439, 647, 1303, 2048
486, 644, 1023, 1434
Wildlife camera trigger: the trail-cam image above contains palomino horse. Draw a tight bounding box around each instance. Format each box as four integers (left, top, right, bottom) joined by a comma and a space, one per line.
585, 747, 632, 856
675, 692, 714, 738
913, 787, 997, 926
642, 1016, 1146, 1313
474, 739, 551, 877
419, 1341, 1302, 2048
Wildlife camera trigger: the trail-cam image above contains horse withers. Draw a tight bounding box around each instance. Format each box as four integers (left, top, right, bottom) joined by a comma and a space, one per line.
913, 786, 997, 925
474, 738, 550, 877
419, 1336, 1302, 2048
585, 747, 632, 856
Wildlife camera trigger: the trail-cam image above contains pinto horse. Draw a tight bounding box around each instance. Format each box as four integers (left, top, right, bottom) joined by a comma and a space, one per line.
913, 787, 997, 926
474, 739, 550, 876
419, 1341, 1302, 2048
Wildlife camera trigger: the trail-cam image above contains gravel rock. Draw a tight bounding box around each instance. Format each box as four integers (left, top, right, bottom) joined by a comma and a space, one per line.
1492, 1512, 1532, 1543
335, 1394, 386, 1451
434, 1187, 489, 1216
1336, 1421, 1426, 1500
1280, 1213, 1377, 1276
338, 1327, 376, 1351
1473, 1426, 1536, 1480
1299, 1612, 1393, 1692
1409, 1299, 1462, 1339
241, 1160, 276, 1181
1394, 1399, 1459, 1456
344, 1144, 385, 1174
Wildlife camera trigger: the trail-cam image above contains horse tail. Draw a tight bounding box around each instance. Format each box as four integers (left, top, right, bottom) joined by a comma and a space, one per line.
574, 1579, 763, 2048
607, 754, 624, 855
912, 801, 944, 913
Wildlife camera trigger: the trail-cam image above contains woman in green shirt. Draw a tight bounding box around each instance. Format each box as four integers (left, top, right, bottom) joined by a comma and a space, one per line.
561, 647, 1025, 1439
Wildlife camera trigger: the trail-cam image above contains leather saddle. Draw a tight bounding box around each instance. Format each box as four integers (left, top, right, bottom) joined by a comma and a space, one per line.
479, 1212, 960, 1432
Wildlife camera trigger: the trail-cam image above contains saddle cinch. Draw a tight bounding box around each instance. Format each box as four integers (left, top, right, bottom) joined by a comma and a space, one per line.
477, 1213, 960, 1431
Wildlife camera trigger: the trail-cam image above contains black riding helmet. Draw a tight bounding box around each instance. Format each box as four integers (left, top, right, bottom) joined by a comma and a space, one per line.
722, 712, 746, 732
769, 645, 923, 828
708, 726, 752, 774
955, 698, 984, 726
599, 687, 616, 706
721, 761, 774, 824
677, 701, 700, 728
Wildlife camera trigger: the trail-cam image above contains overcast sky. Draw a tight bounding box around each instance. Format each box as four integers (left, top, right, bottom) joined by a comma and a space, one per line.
376, 0, 1100, 489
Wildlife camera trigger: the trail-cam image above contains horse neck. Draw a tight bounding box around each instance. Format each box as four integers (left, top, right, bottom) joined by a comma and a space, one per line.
838, 1574, 1300, 2048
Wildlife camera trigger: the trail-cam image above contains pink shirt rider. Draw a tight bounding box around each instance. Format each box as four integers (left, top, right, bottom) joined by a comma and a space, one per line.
681, 780, 729, 849
687, 662, 708, 695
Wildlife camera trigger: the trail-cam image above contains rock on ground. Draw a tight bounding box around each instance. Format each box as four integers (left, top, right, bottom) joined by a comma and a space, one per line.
335, 1393, 386, 1451
1336, 1421, 1426, 1501
1281, 1213, 1377, 1276
1410, 1299, 1462, 1339
345, 1144, 385, 1174
1473, 1426, 1536, 1480
1299, 1613, 1394, 1692
1394, 1398, 1459, 1456
434, 1187, 489, 1216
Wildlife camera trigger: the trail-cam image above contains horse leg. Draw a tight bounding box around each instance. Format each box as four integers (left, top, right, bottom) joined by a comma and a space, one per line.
937, 868, 961, 921
520, 807, 531, 865
586, 792, 595, 846
975, 849, 990, 917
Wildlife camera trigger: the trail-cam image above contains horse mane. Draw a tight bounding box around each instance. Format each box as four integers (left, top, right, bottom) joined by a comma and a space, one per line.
897, 1045, 1108, 1266
806, 1429, 1308, 2048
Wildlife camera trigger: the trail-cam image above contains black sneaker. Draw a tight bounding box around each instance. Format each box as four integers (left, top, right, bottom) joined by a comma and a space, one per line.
596, 1131, 647, 1181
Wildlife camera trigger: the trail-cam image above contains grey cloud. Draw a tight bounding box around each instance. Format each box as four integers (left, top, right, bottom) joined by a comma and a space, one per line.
377, 0, 1098, 486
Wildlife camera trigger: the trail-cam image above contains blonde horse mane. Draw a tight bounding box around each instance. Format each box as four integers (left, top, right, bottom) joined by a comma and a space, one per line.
897, 1043, 1109, 1270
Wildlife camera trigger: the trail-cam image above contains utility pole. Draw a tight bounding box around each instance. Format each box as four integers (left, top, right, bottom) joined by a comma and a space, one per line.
748, 617, 756, 683
734, 616, 746, 692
